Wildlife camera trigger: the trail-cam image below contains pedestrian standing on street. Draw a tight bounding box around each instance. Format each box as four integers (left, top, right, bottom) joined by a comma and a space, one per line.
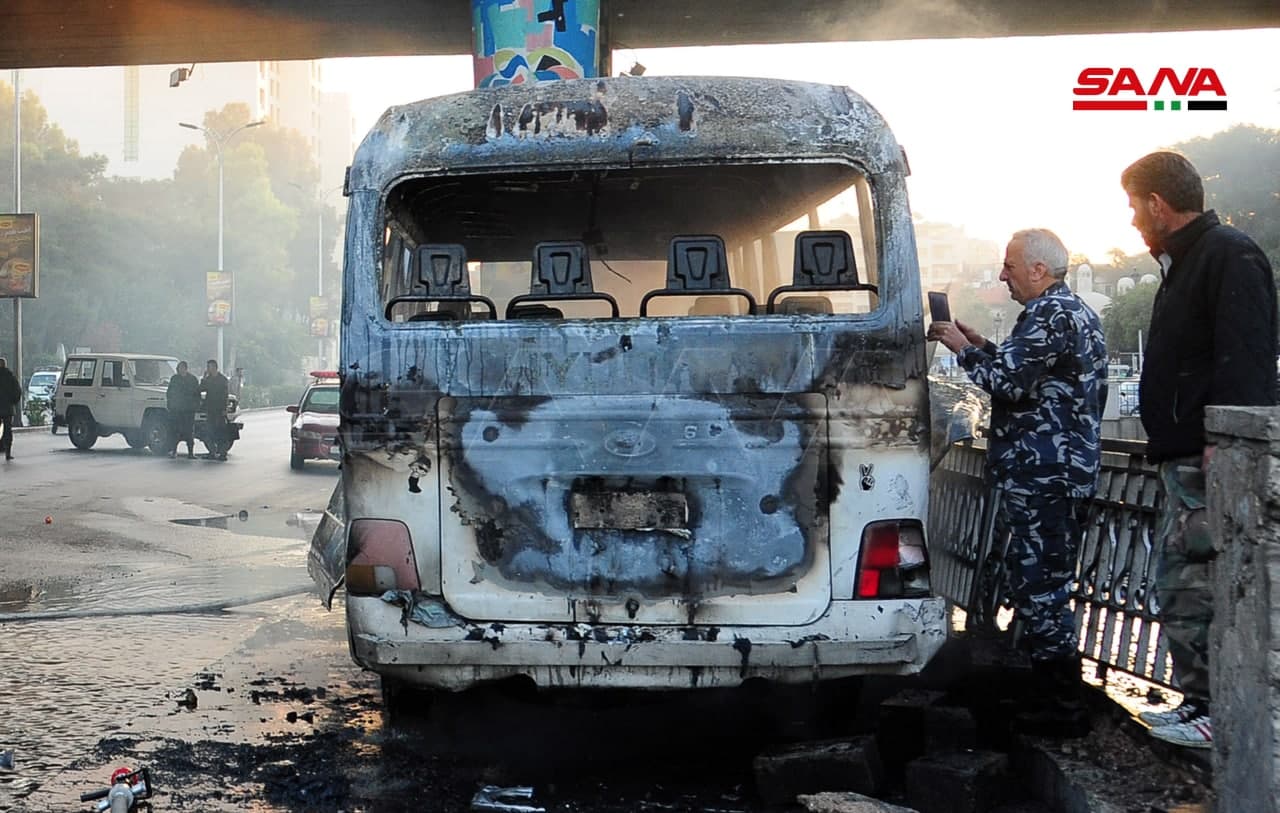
0, 358, 21, 462
166, 361, 201, 459
1121, 151, 1277, 749
200, 359, 231, 461
928, 228, 1108, 731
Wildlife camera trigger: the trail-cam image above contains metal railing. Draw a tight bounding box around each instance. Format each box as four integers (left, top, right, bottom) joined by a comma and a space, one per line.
928, 439, 1175, 688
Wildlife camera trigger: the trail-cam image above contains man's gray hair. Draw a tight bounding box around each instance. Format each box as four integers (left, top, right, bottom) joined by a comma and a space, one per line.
1012, 228, 1069, 279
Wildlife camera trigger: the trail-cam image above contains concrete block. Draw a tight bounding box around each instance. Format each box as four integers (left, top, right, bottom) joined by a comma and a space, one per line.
904, 750, 1009, 813
797, 791, 920, 813
922, 704, 978, 753
876, 689, 944, 776
754, 736, 884, 806
1011, 740, 1125, 813
1205, 405, 1280, 443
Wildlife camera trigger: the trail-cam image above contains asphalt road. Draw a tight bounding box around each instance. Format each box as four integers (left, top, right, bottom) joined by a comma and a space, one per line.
0, 408, 338, 595
0, 409, 345, 811
0, 411, 1202, 813
0, 410, 796, 813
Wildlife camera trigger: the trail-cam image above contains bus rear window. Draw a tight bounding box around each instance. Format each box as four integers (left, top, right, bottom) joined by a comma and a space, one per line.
379, 162, 880, 322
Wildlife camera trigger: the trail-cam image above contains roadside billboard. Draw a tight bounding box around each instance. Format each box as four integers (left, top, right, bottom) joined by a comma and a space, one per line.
0, 213, 39, 298
309, 296, 330, 337
206, 271, 233, 326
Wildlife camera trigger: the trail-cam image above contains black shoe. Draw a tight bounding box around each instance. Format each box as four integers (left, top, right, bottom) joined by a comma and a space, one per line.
168, 450, 177, 459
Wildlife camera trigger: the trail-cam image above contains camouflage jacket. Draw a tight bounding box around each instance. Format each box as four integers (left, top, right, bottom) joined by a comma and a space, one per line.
957, 281, 1107, 497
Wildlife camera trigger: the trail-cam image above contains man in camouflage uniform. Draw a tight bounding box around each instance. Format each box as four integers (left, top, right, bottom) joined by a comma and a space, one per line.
930, 228, 1107, 721
1122, 151, 1276, 748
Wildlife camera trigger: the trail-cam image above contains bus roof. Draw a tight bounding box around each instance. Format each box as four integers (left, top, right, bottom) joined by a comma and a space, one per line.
347, 76, 907, 195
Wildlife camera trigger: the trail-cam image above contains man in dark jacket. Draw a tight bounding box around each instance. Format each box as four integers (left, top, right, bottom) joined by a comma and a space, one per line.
0, 357, 21, 461
1122, 151, 1277, 749
166, 361, 201, 459
200, 359, 230, 461
931, 229, 1108, 731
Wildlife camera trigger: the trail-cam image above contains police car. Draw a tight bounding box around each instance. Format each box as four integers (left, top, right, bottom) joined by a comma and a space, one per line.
287, 371, 340, 469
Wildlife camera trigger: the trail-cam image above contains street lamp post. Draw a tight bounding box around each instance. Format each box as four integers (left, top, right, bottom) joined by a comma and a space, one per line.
179, 119, 263, 370
11, 70, 22, 398
315, 204, 323, 367
290, 181, 337, 368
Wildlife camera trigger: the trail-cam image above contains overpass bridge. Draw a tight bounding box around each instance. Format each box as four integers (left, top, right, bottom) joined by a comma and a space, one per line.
3, 0, 1278, 69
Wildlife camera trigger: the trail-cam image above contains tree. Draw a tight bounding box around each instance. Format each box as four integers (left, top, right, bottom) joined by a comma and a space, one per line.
170, 103, 332, 386
1175, 125, 1280, 269
1102, 282, 1158, 355
0, 88, 332, 399
0, 82, 113, 367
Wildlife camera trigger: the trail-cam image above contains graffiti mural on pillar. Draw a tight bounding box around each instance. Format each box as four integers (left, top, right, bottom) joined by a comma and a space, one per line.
472, 0, 601, 88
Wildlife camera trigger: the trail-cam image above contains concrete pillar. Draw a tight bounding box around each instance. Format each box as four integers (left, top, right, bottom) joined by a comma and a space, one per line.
471, 0, 603, 89
1204, 405, 1280, 813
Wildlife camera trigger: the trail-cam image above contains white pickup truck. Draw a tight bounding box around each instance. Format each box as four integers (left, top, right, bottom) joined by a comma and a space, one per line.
53, 353, 241, 454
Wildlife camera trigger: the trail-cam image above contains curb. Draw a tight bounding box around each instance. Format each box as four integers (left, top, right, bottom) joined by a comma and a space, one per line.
12, 423, 53, 434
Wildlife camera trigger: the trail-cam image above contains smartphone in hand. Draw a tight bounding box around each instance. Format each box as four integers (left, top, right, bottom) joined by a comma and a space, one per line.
927, 291, 951, 323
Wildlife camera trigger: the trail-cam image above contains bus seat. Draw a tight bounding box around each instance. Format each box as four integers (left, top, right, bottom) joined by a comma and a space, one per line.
504, 241, 619, 319
765, 230, 877, 314
688, 296, 740, 316
509, 303, 565, 320
778, 296, 833, 315
639, 235, 758, 316
384, 243, 497, 320
407, 300, 473, 322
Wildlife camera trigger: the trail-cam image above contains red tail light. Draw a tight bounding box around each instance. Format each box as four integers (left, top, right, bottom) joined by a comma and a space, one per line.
347, 519, 420, 596
854, 520, 930, 599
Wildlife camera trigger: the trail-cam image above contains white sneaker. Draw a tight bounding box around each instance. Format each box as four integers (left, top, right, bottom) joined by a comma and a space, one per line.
1150, 715, 1213, 749
1138, 699, 1207, 728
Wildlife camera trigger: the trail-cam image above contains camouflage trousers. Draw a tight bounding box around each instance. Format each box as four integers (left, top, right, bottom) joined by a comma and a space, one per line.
999, 492, 1083, 662
1155, 456, 1214, 702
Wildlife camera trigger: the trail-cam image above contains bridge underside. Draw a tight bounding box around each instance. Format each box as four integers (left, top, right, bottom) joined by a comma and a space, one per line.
4, 0, 1278, 70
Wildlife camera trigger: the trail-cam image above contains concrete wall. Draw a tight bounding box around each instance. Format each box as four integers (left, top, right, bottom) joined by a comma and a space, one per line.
1205, 405, 1280, 813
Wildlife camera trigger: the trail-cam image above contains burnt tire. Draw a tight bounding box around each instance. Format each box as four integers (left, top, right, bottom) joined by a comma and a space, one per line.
67, 410, 98, 450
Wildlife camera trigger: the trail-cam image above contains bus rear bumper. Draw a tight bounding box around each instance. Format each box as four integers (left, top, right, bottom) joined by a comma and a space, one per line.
349, 597, 948, 691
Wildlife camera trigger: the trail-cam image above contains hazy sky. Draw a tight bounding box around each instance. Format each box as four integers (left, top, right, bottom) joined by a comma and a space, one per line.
323, 28, 1280, 263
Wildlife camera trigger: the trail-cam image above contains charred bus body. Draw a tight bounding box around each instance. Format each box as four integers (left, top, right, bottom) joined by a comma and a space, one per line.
314, 76, 946, 694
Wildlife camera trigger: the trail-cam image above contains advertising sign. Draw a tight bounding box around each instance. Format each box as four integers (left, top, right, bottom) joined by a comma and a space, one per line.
309, 296, 330, 337
206, 271, 233, 326
0, 213, 39, 298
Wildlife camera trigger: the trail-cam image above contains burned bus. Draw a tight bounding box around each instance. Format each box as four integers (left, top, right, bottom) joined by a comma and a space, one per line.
311, 75, 947, 696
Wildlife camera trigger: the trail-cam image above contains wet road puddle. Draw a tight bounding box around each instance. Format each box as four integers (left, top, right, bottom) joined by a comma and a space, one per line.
170, 507, 323, 540
0, 506, 321, 617
0, 560, 312, 617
